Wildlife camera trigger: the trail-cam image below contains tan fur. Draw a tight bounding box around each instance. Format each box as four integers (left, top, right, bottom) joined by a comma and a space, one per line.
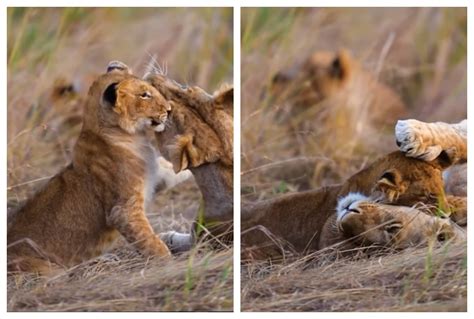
272, 49, 407, 129
241, 151, 463, 260
146, 73, 233, 250
396, 118, 468, 201
396, 119, 467, 163
444, 163, 467, 197
8, 62, 172, 274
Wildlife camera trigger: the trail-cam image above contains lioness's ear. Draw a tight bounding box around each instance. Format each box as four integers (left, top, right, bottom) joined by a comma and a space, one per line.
106, 61, 132, 75
102, 82, 118, 107
214, 86, 233, 113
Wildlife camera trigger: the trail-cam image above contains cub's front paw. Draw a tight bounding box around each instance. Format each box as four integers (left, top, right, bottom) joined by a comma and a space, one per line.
395, 119, 442, 161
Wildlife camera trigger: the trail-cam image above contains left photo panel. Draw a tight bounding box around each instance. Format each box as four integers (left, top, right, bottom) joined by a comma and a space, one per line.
7, 7, 233, 311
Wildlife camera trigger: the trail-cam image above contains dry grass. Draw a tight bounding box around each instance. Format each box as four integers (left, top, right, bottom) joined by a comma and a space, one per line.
242, 242, 466, 312
7, 8, 233, 311
8, 246, 233, 312
241, 8, 466, 312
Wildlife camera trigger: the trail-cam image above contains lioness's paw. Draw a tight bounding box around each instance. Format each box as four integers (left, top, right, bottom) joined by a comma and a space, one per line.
395, 119, 442, 161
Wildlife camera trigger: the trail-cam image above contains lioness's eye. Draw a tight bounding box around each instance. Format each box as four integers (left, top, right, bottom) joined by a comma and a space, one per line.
140, 92, 152, 99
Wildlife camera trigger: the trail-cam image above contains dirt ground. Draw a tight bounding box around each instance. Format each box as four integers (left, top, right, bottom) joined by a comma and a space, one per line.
241, 7, 467, 312
7, 7, 233, 312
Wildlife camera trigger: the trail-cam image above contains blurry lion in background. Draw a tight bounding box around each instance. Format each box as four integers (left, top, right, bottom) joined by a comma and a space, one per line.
271, 49, 407, 131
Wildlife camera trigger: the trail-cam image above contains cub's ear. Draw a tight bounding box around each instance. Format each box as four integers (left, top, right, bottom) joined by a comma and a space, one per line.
106, 61, 132, 75
377, 169, 401, 189
373, 169, 407, 202
101, 82, 118, 108
272, 71, 291, 84
432, 149, 456, 170
331, 49, 352, 81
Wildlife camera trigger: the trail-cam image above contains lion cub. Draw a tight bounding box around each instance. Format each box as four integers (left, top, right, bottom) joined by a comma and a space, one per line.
272, 49, 407, 129
8, 61, 172, 274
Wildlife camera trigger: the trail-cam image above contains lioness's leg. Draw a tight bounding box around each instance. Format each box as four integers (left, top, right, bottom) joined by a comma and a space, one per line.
107, 198, 171, 257
395, 119, 467, 162
446, 195, 467, 226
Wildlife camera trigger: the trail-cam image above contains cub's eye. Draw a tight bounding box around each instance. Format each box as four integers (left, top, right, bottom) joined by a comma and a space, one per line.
140, 92, 152, 99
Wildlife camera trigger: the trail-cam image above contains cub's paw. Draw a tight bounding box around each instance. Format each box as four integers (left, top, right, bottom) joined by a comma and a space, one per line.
156, 156, 194, 190
395, 119, 442, 161
159, 231, 194, 254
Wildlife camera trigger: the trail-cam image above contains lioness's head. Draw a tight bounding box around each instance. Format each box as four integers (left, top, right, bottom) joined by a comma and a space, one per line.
83, 61, 171, 135
271, 49, 354, 107
145, 73, 233, 173
336, 193, 465, 249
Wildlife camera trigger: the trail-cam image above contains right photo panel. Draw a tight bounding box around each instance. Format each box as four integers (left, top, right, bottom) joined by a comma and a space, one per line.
241, 7, 467, 312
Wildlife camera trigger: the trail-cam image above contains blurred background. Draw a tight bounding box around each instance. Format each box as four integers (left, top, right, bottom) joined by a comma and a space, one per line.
7, 7, 233, 311
241, 7, 467, 200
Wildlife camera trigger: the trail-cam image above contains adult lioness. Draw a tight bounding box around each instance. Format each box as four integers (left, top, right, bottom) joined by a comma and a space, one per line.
271, 49, 407, 130
145, 72, 233, 252
8, 62, 172, 274
241, 151, 466, 260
